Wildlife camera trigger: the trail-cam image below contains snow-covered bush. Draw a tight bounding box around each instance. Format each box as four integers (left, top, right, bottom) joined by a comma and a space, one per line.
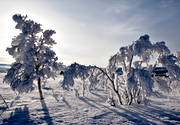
4, 14, 60, 100
61, 63, 91, 90
60, 63, 108, 97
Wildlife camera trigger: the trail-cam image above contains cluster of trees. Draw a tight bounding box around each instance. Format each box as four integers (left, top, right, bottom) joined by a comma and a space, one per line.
61, 35, 180, 105
3, 14, 180, 106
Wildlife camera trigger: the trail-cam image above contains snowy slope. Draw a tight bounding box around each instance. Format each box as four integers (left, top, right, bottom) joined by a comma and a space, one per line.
0, 73, 180, 125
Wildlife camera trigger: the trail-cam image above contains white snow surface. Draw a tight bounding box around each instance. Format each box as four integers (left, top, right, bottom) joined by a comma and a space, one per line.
0, 73, 180, 125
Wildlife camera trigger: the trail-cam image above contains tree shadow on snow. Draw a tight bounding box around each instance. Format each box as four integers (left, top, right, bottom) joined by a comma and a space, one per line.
131, 104, 180, 124
79, 97, 100, 109
40, 100, 54, 125
9, 95, 21, 107
78, 96, 153, 124
92, 104, 157, 125
80, 97, 157, 124
51, 89, 60, 102
113, 106, 157, 125
108, 104, 180, 125
0, 106, 7, 114
92, 111, 112, 119
62, 97, 71, 108
2, 105, 35, 125
90, 91, 107, 101
82, 94, 180, 124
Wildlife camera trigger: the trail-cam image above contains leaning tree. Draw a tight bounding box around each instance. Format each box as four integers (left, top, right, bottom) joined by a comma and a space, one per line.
3, 14, 60, 100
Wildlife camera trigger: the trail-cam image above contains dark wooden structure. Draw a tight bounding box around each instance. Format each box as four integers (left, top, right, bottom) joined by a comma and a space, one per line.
152, 67, 169, 77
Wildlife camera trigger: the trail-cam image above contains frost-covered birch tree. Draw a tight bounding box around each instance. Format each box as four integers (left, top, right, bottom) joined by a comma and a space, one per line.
107, 35, 154, 105
3, 14, 59, 100
107, 34, 180, 105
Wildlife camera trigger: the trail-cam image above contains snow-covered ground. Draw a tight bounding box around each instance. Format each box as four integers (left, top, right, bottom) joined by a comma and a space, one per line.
0, 73, 180, 125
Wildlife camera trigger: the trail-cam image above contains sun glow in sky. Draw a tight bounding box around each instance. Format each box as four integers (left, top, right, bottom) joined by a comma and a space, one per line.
0, 0, 180, 67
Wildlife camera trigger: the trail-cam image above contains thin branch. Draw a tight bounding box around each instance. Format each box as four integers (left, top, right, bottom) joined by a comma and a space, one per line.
94, 66, 113, 84
123, 60, 127, 72
0, 94, 9, 109
94, 66, 122, 105
128, 55, 134, 72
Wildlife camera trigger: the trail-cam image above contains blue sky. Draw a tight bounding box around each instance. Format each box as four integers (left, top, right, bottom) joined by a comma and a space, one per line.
0, 0, 180, 67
